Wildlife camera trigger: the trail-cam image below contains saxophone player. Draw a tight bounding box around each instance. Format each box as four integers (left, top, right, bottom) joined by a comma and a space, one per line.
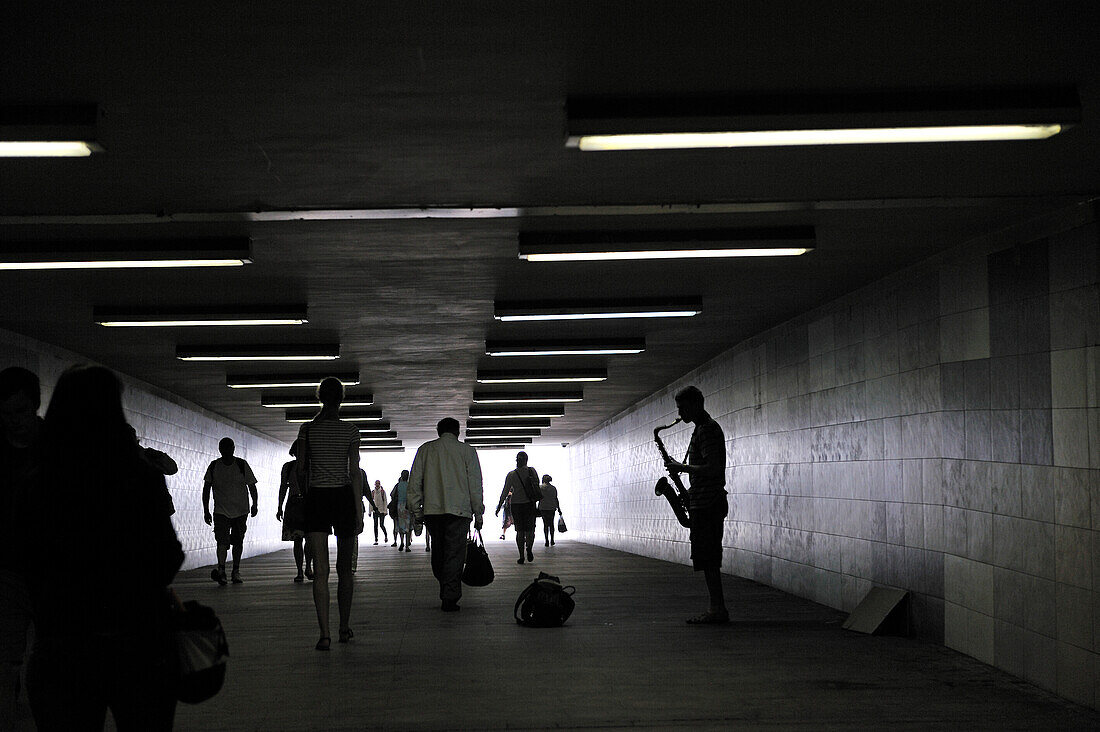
663, 386, 729, 624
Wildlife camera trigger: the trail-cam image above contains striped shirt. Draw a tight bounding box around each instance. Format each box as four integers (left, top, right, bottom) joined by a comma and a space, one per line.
297, 419, 360, 488
685, 411, 726, 510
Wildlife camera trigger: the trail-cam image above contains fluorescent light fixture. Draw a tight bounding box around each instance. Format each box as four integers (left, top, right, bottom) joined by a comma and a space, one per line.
476, 369, 607, 384
360, 446, 405, 452
566, 88, 1078, 150
287, 408, 382, 423
495, 297, 701, 321
472, 390, 583, 403
0, 237, 252, 270
465, 419, 550, 430
472, 444, 530, 450
96, 304, 307, 328
177, 344, 339, 362
465, 428, 543, 437
226, 372, 360, 389
469, 406, 565, 419
260, 390, 373, 408
358, 432, 398, 440
519, 227, 813, 262
359, 439, 403, 447
486, 338, 644, 357
359, 423, 392, 433
0, 103, 102, 157
465, 437, 534, 445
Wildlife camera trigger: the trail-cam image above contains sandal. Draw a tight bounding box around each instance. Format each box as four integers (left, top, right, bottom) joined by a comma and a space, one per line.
339, 627, 354, 643
686, 610, 730, 625
315, 636, 331, 651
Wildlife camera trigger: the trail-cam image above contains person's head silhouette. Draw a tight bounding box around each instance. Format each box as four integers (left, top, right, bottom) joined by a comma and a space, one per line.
219, 437, 235, 460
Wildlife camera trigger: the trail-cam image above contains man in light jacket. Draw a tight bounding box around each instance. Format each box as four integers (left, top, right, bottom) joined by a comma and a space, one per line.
407, 418, 484, 611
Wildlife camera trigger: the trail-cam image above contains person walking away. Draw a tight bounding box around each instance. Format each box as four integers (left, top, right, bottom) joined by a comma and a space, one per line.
538, 474, 560, 547
0, 367, 41, 730
369, 479, 389, 545
406, 418, 484, 612
202, 437, 259, 585
499, 487, 513, 540
296, 377, 363, 650
17, 365, 184, 730
661, 385, 730, 624
277, 440, 313, 582
392, 473, 410, 551
388, 472, 404, 547
496, 451, 539, 564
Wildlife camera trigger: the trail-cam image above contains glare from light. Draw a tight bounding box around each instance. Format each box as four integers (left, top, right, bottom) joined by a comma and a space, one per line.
99, 318, 305, 327
262, 400, 373, 408
0, 141, 95, 157
178, 355, 339, 362
228, 378, 360, 389
359, 446, 405, 451
465, 425, 547, 431
522, 248, 810, 262
359, 437, 401, 442
468, 412, 564, 419
576, 124, 1063, 151
476, 376, 606, 383
473, 396, 582, 404
0, 259, 249, 270
487, 347, 643, 357
496, 310, 698, 321
288, 415, 384, 423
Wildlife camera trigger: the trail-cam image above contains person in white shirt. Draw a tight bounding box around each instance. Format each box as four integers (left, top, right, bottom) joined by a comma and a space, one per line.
202, 437, 258, 585
406, 418, 484, 612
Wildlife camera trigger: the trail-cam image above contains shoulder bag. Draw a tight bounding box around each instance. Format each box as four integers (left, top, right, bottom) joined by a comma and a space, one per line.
519, 467, 543, 503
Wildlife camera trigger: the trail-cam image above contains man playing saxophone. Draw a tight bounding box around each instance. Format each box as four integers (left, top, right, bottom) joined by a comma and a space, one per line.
663, 385, 729, 624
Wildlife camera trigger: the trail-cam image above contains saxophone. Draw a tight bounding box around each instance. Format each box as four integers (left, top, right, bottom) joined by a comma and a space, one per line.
653, 418, 691, 528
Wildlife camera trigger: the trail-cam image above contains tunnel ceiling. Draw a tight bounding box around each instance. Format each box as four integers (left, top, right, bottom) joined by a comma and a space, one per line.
2, 4, 1100, 447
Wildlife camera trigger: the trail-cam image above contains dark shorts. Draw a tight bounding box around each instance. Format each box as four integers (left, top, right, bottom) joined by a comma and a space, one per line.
689, 496, 728, 571
540, 510, 556, 526
510, 501, 537, 532
304, 485, 358, 537
213, 514, 247, 546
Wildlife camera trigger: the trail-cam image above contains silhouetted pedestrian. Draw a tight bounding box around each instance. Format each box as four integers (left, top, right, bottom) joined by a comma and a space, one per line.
369, 479, 389, 545
406, 418, 484, 611
202, 437, 259, 585
496, 451, 539, 564
296, 377, 363, 650
0, 367, 40, 729
17, 365, 184, 730
277, 440, 313, 582
538, 474, 560, 547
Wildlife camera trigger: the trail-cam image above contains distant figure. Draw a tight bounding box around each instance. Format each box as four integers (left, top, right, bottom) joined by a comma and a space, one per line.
369, 479, 389, 545
662, 385, 729, 625
387, 473, 403, 547
406, 418, 484, 611
0, 367, 41, 729
127, 425, 176, 516
538, 474, 560, 547
296, 377, 363, 650
17, 365, 183, 730
391, 472, 410, 551
202, 437, 259, 585
496, 451, 539, 564
277, 440, 313, 582
499, 487, 513, 540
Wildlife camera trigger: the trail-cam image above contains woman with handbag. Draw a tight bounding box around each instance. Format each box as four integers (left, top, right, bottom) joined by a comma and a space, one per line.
537, 474, 560, 547
17, 365, 184, 730
277, 440, 313, 582
495, 451, 541, 564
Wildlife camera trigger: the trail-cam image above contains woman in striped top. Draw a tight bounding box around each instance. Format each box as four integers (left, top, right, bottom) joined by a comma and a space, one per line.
296, 377, 363, 650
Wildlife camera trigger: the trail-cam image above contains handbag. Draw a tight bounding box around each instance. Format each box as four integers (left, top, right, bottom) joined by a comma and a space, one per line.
461, 530, 494, 586
174, 600, 229, 704
520, 467, 543, 503
557, 514, 567, 533
514, 571, 576, 627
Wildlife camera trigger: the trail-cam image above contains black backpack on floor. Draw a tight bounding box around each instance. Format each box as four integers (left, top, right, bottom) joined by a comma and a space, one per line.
514, 572, 576, 627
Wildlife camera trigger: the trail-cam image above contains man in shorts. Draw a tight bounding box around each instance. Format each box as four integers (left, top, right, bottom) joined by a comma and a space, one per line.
662, 385, 730, 624
203, 437, 258, 585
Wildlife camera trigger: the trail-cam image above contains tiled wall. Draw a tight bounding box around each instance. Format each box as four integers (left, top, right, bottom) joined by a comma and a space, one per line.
568, 219, 1099, 709
0, 328, 289, 570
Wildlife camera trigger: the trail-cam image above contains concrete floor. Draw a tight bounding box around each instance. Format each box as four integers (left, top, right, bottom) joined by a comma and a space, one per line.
20, 537, 1100, 730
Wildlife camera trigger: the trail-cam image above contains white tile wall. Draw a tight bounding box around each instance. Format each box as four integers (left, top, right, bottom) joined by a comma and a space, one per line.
568, 221, 1100, 710
0, 328, 288, 571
